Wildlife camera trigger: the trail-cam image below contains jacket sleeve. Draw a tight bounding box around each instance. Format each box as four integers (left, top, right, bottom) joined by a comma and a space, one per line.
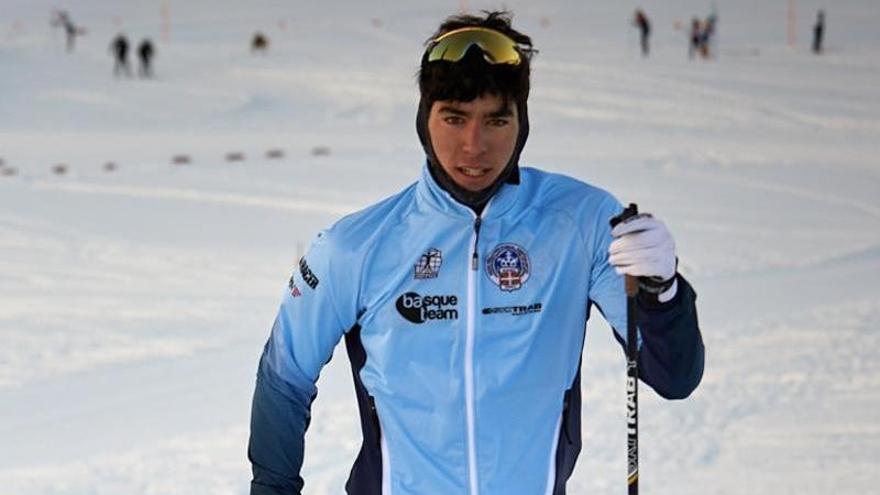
587, 195, 704, 400
634, 274, 705, 399
248, 230, 357, 494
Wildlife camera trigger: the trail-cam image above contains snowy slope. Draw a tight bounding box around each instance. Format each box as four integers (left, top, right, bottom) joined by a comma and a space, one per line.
1, 0, 879, 493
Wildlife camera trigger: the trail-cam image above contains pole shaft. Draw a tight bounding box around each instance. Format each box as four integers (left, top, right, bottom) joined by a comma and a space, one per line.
627, 279, 639, 494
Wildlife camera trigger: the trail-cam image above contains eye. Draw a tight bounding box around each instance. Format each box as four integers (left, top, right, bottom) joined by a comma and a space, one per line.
487, 118, 510, 127
443, 115, 465, 126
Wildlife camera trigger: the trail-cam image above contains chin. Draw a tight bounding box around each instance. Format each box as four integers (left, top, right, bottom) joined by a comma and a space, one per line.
455, 178, 494, 192
454, 170, 499, 189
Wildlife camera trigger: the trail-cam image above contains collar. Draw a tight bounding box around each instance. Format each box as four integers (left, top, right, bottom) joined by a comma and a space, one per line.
415, 162, 520, 220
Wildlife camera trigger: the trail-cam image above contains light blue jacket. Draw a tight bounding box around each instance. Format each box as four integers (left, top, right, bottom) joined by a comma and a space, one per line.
249, 165, 704, 495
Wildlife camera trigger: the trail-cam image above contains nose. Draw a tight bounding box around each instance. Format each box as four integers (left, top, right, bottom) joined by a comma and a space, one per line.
461, 121, 486, 156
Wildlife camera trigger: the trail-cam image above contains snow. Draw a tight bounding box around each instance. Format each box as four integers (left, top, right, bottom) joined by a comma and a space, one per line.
1, 0, 879, 493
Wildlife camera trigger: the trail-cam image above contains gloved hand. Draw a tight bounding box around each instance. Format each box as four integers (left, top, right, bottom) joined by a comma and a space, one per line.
608, 213, 678, 302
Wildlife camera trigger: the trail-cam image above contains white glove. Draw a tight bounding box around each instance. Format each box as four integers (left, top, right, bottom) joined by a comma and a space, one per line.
608, 213, 678, 301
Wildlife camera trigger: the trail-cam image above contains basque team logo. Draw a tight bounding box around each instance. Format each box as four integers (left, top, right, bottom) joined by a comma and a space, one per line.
486, 243, 530, 292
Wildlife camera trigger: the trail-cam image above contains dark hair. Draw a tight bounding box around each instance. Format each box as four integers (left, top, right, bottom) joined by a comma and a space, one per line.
418, 11, 534, 107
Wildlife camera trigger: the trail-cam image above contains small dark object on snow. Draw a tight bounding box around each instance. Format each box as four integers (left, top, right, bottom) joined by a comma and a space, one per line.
251, 32, 269, 53
52, 164, 68, 175
1, 167, 17, 177
172, 155, 191, 165
104, 162, 118, 172
226, 152, 245, 163
310, 146, 331, 157
266, 149, 285, 159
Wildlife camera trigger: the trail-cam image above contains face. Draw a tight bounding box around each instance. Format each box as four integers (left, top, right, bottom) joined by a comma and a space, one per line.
427, 93, 519, 192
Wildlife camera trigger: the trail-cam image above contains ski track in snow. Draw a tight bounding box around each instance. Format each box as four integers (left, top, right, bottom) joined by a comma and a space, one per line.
2, 1, 880, 493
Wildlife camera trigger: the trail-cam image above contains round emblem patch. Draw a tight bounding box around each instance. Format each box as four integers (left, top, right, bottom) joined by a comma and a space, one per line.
486, 243, 530, 292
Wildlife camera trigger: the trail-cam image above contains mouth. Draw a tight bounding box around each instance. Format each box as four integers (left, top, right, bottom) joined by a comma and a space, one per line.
457, 166, 490, 178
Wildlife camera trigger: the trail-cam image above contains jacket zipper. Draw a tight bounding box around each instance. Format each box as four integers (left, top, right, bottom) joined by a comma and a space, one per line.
465, 206, 487, 495
471, 216, 482, 271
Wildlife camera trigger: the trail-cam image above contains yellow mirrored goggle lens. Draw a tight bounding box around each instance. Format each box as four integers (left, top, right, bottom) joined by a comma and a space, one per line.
427, 27, 522, 65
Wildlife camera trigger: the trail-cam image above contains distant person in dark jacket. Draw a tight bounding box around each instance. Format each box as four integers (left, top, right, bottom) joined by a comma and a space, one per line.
813, 10, 825, 54
138, 39, 156, 78
689, 18, 702, 59
111, 34, 131, 77
633, 9, 651, 57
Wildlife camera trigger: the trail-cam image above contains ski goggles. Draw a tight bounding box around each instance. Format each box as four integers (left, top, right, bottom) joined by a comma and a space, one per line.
426, 27, 523, 66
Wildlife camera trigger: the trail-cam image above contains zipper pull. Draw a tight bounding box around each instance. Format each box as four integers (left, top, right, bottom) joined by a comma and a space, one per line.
471, 217, 482, 271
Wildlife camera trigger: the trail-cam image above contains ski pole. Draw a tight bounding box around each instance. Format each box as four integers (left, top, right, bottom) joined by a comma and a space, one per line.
610, 203, 640, 495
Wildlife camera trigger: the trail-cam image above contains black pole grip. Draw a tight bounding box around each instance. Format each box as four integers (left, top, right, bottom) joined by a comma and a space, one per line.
609, 203, 639, 229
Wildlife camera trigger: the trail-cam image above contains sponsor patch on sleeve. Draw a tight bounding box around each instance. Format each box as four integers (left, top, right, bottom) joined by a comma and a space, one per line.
299, 257, 319, 289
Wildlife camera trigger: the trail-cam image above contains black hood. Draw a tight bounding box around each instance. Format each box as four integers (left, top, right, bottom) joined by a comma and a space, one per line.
416, 96, 529, 214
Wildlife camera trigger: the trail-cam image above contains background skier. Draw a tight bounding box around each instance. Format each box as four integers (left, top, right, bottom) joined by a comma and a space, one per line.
813, 10, 826, 54
110, 34, 131, 77
633, 8, 651, 57
702, 10, 718, 58
689, 17, 702, 59
137, 38, 155, 78
51, 10, 81, 52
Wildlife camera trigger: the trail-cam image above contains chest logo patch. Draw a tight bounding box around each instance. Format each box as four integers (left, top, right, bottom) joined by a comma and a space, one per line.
414, 248, 443, 279
486, 243, 530, 292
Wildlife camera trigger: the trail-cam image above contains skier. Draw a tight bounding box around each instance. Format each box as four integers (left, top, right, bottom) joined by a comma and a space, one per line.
52, 10, 80, 52
633, 8, 651, 57
110, 34, 131, 77
137, 38, 155, 78
689, 17, 703, 59
702, 10, 718, 59
248, 11, 704, 494
813, 10, 825, 54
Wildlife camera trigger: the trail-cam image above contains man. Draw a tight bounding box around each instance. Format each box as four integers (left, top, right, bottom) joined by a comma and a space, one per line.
110, 33, 131, 78
52, 10, 80, 53
137, 38, 155, 78
633, 9, 651, 57
812, 10, 825, 54
689, 17, 703, 59
249, 11, 704, 495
